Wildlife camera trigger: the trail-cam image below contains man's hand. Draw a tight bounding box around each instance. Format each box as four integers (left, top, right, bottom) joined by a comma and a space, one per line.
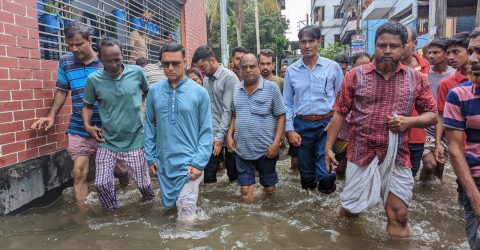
387, 115, 412, 133
187, 166, 203, 181
226, 135, 236, 153
470, 194, 480, 218
149, 163, 157, 175
85, 125, 105, 142
287, 131, 302, 147
325, 148, 338, 173
213, 140, 222, 156
434, 144, 445, 163
31, 117, 54, 131
266, 142, 280, 159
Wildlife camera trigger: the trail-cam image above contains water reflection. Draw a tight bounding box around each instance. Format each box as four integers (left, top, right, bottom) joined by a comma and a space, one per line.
0, 159, 469, 249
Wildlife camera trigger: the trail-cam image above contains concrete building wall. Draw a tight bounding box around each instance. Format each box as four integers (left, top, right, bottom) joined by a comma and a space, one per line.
311, 0, 344, 48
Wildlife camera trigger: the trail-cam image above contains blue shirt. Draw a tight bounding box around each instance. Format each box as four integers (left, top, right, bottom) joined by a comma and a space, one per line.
56, 52, 102, 137
233, 78, 286, 160
144, 78, 213, 208
283, 55, 344, 131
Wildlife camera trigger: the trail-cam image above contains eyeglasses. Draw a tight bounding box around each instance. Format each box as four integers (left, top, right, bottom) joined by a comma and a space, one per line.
161, 61, 182, 68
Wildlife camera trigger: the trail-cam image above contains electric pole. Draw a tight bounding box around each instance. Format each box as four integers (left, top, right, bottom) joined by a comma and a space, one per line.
356, 0, 362, 35
220, 0, 228, 66
476, 0, 480, 28
429, 0, 446, 39
254, 0, 260, 54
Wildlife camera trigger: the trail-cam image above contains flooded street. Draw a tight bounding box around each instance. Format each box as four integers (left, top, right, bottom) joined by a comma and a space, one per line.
0, 158, 469, 249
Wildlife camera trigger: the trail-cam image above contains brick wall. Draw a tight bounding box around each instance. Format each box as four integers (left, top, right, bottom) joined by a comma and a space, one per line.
0, 0, 69, 167
0, 0, 208, 167
184, 0, 208, 66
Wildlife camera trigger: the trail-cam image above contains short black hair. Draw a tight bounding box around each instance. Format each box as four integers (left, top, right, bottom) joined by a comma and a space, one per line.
231, 46, 248, 57
98, 37, 122, 58
192, 45, 216, 64
427, 39, 448, 52
333, 54, 349, 64
446, 31, 470, 50
375, 21, 408, 45
160, 42, 185, 60
352, 52, 371, 65
258, 49, 275, 63
298, 25, 322, 40
135, 57, 148, 67
64, 22, 93, 40
469, 28, 480, 40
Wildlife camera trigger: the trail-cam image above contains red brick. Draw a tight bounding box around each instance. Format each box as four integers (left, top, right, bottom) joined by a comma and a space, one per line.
26, 7, 37, 18
2, 141, 25, 155
0, 23, 5, 34
17, 39, 40, 51
0, 10, 14, 23
0, 133, 15, 144
47, 132, 65, 143
35, 107, 49, 117
13, 0, 37, 9
4, 24, 28, 38
0, 121, 23, 133
0, 112, 13, 123
11, 90, 33, 100
15, 129, 36, 141
22, 99, 43, 109
37, 127, 57, 136
43, 80, 56, 88
57, 139, 67, 149
22, 118, 37, 129
3, 1, 26, 16
55, 123, 68, 132
34, 89, 53, 99
32, 70, 51, 80
0, 68, 9, 79
39, 142, 57, 155
0, 34, 17, 46
17, 148, 39, 162
10, 69, 32, 79
28, 28, 39, 39
7, 46, 30, 58
0, 79, 19, 90
0, 46, 6, 56
14, 109, 35, 120
0, 91, 10, 101
14, 15, 37, 29
26, 136, 46, 148
18, 58, 41, 69
42, 98, 53, 107
0, 153, 17, 167
41, 60, 58, 70
57, 107, 71, 115
29, 49, 40, 59
0, 101, 22, 112
0, 57, 18, 68
20, 79, 42, 89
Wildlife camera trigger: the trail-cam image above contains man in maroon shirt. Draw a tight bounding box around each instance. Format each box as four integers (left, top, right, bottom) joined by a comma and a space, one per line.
325, 22, 437, 237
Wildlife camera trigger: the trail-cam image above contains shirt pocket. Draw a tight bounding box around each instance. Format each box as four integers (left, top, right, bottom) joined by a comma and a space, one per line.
249, 98, 271, 116
311, 73, 333, 98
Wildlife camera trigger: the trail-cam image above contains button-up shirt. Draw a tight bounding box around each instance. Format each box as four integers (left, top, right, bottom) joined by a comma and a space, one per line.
444, 81, 480, 177
283, 55, 344, 131
232, 78, 286, 160
333, 62, 437, 167
437, 70, 469, 112
203, 65, 240, 143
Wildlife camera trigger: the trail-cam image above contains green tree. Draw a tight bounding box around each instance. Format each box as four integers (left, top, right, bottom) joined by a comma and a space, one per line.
318, 42, 346, 60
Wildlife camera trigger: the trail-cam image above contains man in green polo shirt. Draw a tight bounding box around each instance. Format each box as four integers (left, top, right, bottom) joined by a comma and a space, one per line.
82, 37, 154, 210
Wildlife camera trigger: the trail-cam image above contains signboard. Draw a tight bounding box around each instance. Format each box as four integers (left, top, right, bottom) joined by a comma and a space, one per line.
351, 35, 365, 54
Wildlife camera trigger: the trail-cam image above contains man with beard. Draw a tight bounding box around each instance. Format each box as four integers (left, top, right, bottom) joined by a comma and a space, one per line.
145, 43, 212, 221
444, 28, 480, 250
82, 38, 155, 210
226, 54, 286, 203
325, 22, 437, 236
419, 39, 455, 181
31, 23, 128, 212
258, 49, 284, 93
229, 46, 248, 81
192, 46, 240, 184
284, 25, 344, 193
401, 28, 430, 179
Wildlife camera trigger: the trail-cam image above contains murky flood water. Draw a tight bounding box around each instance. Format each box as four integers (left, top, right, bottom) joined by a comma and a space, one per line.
0, 158, 469, 249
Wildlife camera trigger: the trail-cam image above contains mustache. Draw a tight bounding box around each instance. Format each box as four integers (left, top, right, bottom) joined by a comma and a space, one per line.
471, 62, 480, 72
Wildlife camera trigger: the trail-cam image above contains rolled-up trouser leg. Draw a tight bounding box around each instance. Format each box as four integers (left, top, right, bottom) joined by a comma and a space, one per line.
176, 173, 204, 221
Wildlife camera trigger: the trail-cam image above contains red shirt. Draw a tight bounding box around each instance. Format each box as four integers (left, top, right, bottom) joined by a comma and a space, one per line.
333, 62, 437, 167
407, 53, 430, 144
437, 70, 468, 112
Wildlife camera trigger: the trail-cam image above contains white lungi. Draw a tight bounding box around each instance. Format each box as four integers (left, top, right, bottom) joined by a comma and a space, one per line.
340, 130, 414, 214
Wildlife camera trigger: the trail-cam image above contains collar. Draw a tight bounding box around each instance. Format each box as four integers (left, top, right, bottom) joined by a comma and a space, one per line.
364, 61, 407, 74
211, 65, 224, 81
412, 53, 429, 74
453, 70, 468, 83
240, 76, 264, 92
430, 66, 452, 76
168, 76, 189, 90
300, 55, 322, 69
103, 63, 127, 80
472, 82, 480, 95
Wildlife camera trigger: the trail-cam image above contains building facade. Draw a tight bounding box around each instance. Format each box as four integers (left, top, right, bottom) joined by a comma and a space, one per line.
311, 0, 345, 48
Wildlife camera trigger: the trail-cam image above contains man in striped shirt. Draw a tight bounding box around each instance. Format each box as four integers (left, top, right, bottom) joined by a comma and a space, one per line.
444, 28, 480, 250
226, 54, 286, 203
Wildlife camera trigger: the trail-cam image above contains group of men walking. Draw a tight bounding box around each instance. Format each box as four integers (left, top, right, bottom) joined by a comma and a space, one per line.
28, 20, 480, 248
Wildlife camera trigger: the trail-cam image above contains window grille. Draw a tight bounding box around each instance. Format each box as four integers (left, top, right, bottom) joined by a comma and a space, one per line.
36, 0, 182, 62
